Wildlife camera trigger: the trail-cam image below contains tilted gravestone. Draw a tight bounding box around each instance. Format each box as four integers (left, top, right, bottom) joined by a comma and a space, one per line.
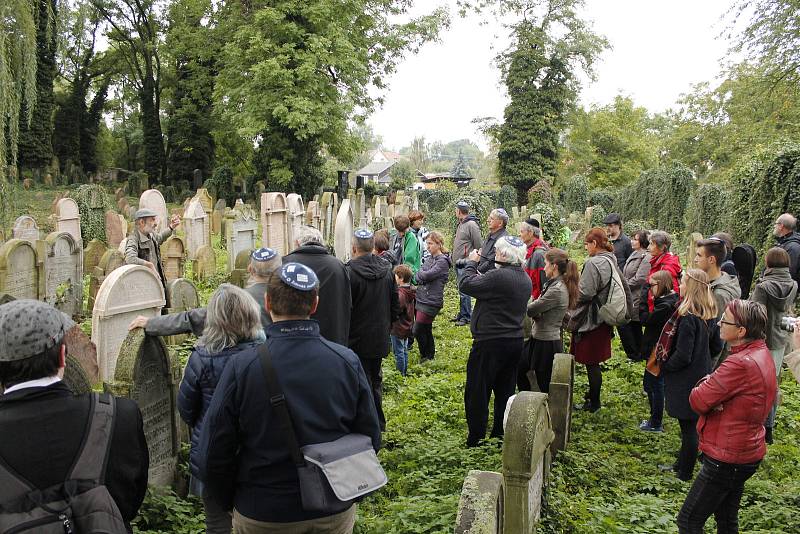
107, 329, 180, 487
139, 189, 170, 233
212, 199, 227, 235
55, 198, 82, 242
164, 278, 200, 346
63, 354, 93, 395
84, 239, 107, 275
40, 232, 83, 319
261, 192, 290, 256
161, 235, 186, 282
12, 215, 40, 242
548, 353, 574, 455
0, 239, 42, 300
64, 324, 100, 384
229, 249, 253, 289
184, 198, 209, 260
226, 206, 258, 272
334, 199, 354, 261
454, 470, 505, 534
193, 244, 216, 281
89, 249, 125, 312
287, 193, 305, 251
92, 265, 166, 382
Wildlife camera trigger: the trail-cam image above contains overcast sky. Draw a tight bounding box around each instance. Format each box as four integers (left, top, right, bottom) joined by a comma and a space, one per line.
369, 0, 735, 152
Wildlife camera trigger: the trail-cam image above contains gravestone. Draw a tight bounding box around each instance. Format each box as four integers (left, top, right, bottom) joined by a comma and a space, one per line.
22, 178, 33, 190
0, 240, 42, 300
261, 192, 290, 255
287, 194, 305, 251
548, 353, 574, 455
373, 196, 383, 219
40, 232, 83, 318
105, 210, 126, 249
455, 471, 504, 534
306, 201, 321, 230
165, 278, 200, 346
357, 189, 367, 227
184, 199, 210, 260
64, 325, 100, 384
92, 265, 165, 382
194, 188, 214, 238
688, 232, 704, 269
320, 192, 333, 241
411, 191, 419, 211
161, 236, 186, 282
229, 249, 253, 288
12, 216, 40, 242
107, 329, 179, 487
117, 197, 130, 214
395, 192, 408, 216
226, 206, 258, 271
84, 239, 107, 274
63, 354, 93, 395
89, 248, 125, 312
193, 245, 216, 281
193, 168, 203, 190
139, 189, 169, 233
334, 199, 354, 261
512, 207, 520, 220
212, 199, 227, 235
55, 198, 82, 242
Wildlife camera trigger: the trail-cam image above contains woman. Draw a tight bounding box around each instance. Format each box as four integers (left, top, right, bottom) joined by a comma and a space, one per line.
619, 230, 652, 360
639, 270, 679, 432
413, 231, 451, 362
658, 269, 721, 481
677, 300, 777, 533
570, 228, 620, 412
750, 247, 797, 443
177, 284, 265, 533
646, 230, 682, 312
520, 248, 579, 392
408, 210, 431, 264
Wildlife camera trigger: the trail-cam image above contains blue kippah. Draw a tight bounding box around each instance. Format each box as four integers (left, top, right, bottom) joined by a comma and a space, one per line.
251, 247, 278, 262
495, 208, 509, 219
279, 262, 318, 291
354, 228, 373, 239
504, 235, 525, 248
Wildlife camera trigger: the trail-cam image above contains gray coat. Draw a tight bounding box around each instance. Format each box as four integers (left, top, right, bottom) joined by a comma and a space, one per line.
623, 250, 651, 314
527, 276, 569, 341
452, 216, 482, 262
124, 227, 173, 294
710, 272, 741, 320
575, 251, 618, 333
751, 267, 798, 351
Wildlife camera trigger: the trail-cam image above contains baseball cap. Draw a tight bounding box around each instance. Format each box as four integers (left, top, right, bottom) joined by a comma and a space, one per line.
0, 300, 75, 362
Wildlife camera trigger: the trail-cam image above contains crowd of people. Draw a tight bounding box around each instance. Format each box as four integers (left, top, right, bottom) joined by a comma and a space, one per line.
1, 199, 799, 534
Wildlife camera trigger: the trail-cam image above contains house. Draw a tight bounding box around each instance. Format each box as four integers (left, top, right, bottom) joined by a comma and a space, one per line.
370, 149, 402, 163
355, 160, 396, 185
417, 171, 473, 188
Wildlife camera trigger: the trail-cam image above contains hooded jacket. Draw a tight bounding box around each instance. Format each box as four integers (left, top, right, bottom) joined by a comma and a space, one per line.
710, 272, 741, 320
778, 232, 800, 287
415, 253, 452, 311
346, 253, 400, 359
647, 252, 682, 312
453, 215, 482, 262
391, 284, 416, 338
750, 267, 798, 350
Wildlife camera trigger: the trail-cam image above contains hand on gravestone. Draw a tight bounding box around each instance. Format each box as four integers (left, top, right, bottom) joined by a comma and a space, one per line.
144, 260, 159, 277
169, 214, 181, 229
129, 316, 150, 331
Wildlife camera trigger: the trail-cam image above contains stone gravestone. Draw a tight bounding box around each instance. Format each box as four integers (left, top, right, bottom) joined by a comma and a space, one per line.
139, 189, 170, 233
184, 198, 210, 260
334, 199, 354, 261
0, 240, 42, 300
548, 353, 574, 455
92, 265, 165, 382
454, 470, 504, 534
89, 249, 125, 312
161, 235, 186, 282
193, 245, 216, 281
193, 168, 203, 190
12, 216, 40, 242
688, 232, 704, 269
411, 191, 419, 211
165, 278, 200, 346
40, 232, 83, 319
63, 354, 93, 395
226, 206, 258, 272
394, 192, 408, 217
356, 189, 367, 228
55, 198, 82, 242
212, 199, 227, 235
287, 194, 305, 251
107, 329, 179, 487
261, 192, 290, 256
84, 239, 107, 274
194, 188, 214, 238
320, 192, 333, 241
229, 249, 253, 289
306, 201, 321, 230
64, 325, 100, 384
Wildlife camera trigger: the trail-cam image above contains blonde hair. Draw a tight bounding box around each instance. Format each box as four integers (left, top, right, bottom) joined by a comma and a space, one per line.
198, 284, 263, 354
678, 268, 717, 320
426, 231, 448, 254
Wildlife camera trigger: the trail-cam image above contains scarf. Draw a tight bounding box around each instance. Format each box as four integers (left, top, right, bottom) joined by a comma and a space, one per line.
654, 308, 682, 365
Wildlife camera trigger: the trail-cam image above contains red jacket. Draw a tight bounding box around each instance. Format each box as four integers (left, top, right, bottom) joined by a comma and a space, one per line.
525, 239, 548, 299
690, 339, 777, 464
647, 252, 682, 311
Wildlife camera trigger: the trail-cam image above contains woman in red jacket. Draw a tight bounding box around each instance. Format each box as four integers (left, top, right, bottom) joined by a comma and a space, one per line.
677, 299, 778, 534
646, 230, 682, 312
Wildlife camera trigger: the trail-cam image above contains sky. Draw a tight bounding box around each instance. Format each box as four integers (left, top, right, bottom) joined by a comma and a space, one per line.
369, 0, 736, 152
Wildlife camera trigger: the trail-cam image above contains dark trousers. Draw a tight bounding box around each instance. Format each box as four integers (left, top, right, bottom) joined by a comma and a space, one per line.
618, 321, 643, 360
203, 489, 233, 534
464, 337, 523, 446
643, 370, 665, 427
455, 267, 472, 320
413, 322, 435, 361
359, 357, 385, 431
517, 338, 562, 393
677, 456, 760, 534
676, 418, 699, 481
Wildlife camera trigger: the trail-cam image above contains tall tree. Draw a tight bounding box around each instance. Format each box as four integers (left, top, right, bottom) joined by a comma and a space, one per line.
729, 0, 800, 83
451, 150, 470, 179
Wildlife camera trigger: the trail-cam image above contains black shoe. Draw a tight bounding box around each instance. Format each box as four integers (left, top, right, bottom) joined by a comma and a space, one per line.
450, 315, 462, 323
455, 319, 469, 326
573, 402, 600, 413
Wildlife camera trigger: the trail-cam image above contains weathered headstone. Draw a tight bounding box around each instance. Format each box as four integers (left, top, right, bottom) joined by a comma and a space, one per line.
226, 206, 258, 272
55, 198, 82, 242
194, 188, 214, 237
261, 192, 290, 255
164, 278, 200, 346
306, 201, 321, 230
512, 207, 520, 220
548, 353, 574, 455
193, 168, 203, 190
139, 189, 169, 233
89, 248, 125, 312
356, 189, 367, 228
39, 232, 83, 319
160, 236, 186, 282
92, 265, 166, 382
12, 216, 40, 242
688, 232, 704, 269
22, 178, 33, 190
373, 196, 383, 219
64, 325, 100, 384
193, 244, 216, 281
334, 199, 354, 261
63, 354, 93, 395
84, 239, 107, 274
287, 193, 305, 251
411, 191, 419, 210
395, 192, 408, 217
320, 192, 333, 241
184, 199, 209, 260
212, 199, 227, 235
0, 240, 42, 300
455, 471, 504, 534
229, 249, 253, 288
105, 210, 126, 249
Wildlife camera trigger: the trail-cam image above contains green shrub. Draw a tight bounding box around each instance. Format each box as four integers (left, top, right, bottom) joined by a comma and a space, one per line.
560, 174, 589, 213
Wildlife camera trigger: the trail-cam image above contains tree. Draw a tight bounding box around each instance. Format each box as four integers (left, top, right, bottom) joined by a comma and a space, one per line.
451, 150, 470, 179
404, 136, 432, 172
390, 159, 417, 190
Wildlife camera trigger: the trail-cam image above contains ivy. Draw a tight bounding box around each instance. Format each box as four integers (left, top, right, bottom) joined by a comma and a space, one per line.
67, 184, 112, 243
559, 174, 589, 214
685, 182, 730, 237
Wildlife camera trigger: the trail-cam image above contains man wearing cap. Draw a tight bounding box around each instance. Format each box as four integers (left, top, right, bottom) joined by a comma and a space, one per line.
452, 200, 482, 326
198, 263, 381, 532
477, 208, 510, 274
602, 213, 633, 270
460, 236, 532, 447
0, 300, 149, 530
346, 229, 400, 431
519, 217, 548, 299
125, 208, 181, 297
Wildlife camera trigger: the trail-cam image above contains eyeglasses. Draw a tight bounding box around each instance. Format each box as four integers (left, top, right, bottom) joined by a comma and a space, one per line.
718, 319, 738, 327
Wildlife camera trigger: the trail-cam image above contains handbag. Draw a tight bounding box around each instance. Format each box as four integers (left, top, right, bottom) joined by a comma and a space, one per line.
258, 343, 388, 514
645, 346, 660, 376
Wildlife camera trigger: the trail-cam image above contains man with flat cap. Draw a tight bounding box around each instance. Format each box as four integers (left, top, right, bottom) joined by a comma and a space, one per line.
125, 208, 181, 299
198, 263, 381, 532
452, 200, 483, 326
602, 212, 633, 270
0, 300, 148, 532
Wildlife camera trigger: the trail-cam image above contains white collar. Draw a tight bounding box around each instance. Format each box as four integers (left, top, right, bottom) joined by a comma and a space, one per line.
3, 376, 62, 395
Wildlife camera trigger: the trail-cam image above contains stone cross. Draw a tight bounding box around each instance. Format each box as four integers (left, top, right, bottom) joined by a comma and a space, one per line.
260, 192, 290, 256
55, 198, 82, 242
139, 189, 169, 233
160, 236, 186, 282
12, 215, 39, 242
184, 198, 209, 260
226, 206, 258, 272
40, 232, 83, 319
0, 239, 42, 300
548, 353, 574, 455
334, 199, 354, 261
287, 193, 305, 251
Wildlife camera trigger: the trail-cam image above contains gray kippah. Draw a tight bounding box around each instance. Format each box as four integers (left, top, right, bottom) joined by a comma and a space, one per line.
134, 208, 158, 220
0, 300, 75, 361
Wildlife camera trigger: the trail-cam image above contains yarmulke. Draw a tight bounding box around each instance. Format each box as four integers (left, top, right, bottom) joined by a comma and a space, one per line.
251, 247, 278, 262
503, 235, 525, 248
495, 208, 509, 219
456, 200, 470, 209
354, 228, 374, 239
0, 300, 75, 362
134, 208, 158, 220
279, 262, 319, 291
525, 217, 540, 228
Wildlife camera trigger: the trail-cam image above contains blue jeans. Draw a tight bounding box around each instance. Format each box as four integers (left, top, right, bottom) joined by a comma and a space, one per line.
643, 369, 664, 427
456, 266, 472, 320
391, 335, 409, 376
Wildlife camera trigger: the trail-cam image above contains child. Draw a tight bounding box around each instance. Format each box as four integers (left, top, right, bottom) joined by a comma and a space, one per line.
391, 264, 416, 376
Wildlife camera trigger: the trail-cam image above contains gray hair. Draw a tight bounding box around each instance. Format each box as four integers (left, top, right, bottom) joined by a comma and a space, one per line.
518, 221, 542, 238
198, 283, 263, 355
295, 225, 324, 247
495, 237, 526, 266
777, 213, 797, 231
650, 230, 672, 251
490, 208, 509, 227
249, 254, 282, 278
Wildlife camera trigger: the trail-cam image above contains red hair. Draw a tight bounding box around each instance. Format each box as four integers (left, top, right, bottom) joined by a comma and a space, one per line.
584, 227, 613, 252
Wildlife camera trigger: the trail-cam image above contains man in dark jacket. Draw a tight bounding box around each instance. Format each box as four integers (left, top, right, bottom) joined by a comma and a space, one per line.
0, 300, 149, 530
477, 208, 510, 274
197, 263, 381, 531
774, 213, 800, 288
452, 200, 483, 325
460, 236, 532, 447
283, 225, 351, 346
603, 212, 633, 270
346, 229, 401, 431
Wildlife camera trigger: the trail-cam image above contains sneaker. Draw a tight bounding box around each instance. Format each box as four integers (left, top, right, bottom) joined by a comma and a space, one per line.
455, 319, 469, 326
450, 315, 462, 323
658, 463, 677, 473
639, 420, 664, 433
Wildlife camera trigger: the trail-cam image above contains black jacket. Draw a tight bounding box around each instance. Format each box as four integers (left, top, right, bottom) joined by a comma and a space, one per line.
346, 254, 400, 359
459, 260, 532, 341
477, 228, 509, 273
0, 383, 149, 524
662, 314, 722, 420
611, 233, 633, 271
283, 244, 351, 346
640, 292, 679, 360
197, 320, 381, 523
778, 232, 800, 287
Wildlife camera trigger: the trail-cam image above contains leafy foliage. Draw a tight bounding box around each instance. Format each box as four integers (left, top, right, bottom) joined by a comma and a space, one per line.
587, 187, 617, 213
684, 183, 731, 237
67, 184, 112, 243
560, 174, 589, 213
527, 179, 554, 207
530, 202, 568, 249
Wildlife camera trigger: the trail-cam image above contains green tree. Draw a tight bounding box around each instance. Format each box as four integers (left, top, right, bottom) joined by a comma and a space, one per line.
450, 150, 470, 179
390, 159, 417, 190
402, 136, 432, 172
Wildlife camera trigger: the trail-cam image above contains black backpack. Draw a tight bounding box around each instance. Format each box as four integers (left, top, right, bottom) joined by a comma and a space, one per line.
0, 393, 127, 533
732, 244, 757, 299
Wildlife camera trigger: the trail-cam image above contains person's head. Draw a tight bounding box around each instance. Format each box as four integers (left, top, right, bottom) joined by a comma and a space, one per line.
765, 246, 791, 269
199, 284, 263, 354
694, 238, 726, 274
602, 213, 623, 239
294, 225, 324, 248
266, 263, 319, 319
0, 300, 74, 389
426, 231, 447, 256
352, 228, 374, 257
494, 235, 526, 266
373, 228, 390, 254
488, 208, 509, 232
518, 219, 542, 245
134, 208, 158, 234
648, 230, 671, 257
248, 247, 282, 280
677, 268, 717, 320
773, 213, 797, 238
544, 248, 579, 308
649, 270, 674, 299
710, 232, 733, 255
456, 200, 470, 220
408, 210, 425, 230
632, 230, 650, 252
394, 215, 410, 234
719, 299, 768, 346
584, 227, 613, 256
394, 264, 412, 285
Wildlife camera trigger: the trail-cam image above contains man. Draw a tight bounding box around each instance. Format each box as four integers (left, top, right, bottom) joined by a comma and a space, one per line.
129, 247, 281, 336
602, 213, 633, 270
519, 217, 548, 299
774, 213, 800, 287
695, 237, 741, 320
198, 263, 381, 532
389, 215, 421, 275
0, 300, 148, 531
283, 226, 351, 345
477, 208, 510, 274
346, 229, 400, 431
124, 208, 181, 299
452, 200, 482, 326
460, 236, 532, 447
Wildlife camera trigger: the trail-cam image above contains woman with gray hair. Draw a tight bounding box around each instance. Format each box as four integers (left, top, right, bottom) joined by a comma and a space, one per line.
177, 283, 265, 533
